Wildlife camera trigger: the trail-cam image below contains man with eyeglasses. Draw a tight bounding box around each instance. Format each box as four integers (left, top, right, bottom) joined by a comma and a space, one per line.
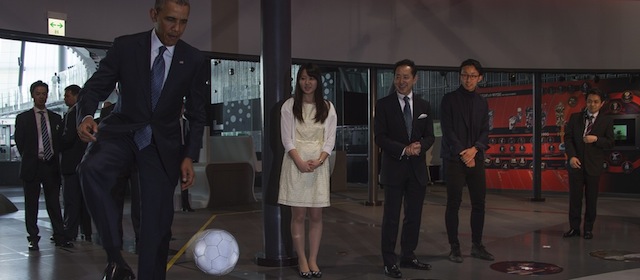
562, 88, 614, 240
440, 59, 494, 263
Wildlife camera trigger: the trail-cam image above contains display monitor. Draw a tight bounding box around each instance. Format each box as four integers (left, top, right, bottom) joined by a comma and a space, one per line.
610, 114, 640, 149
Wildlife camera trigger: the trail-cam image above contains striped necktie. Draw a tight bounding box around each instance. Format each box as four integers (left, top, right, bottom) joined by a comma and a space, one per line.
584, 115, 594, 136
38, 111, 53, 160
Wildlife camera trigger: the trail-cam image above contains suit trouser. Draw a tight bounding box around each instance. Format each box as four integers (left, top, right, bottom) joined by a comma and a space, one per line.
23, 160, 65, 242
63, 173, 91, 241
79, 136, 176, 280
568, 168, 600, 232
381, 169, 426, 266
112, 167, 141, 245
444, 158, 486, 245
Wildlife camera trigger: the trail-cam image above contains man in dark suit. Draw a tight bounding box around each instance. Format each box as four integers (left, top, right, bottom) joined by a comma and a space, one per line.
75, 1, 207, 279
60, 84, 91, 246
14, 80, 71, 250
563, 88, 614, 240
441, 59, 493, 263
375, 59, 435, 278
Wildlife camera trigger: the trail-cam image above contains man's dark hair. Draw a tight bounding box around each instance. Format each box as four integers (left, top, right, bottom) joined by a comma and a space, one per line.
586, 88, 606, 101
155, 0, 190, 10
459, 59, 484, 76
64, 84, 81, 96
29, 80, 48, 94
394, 59, 417, 77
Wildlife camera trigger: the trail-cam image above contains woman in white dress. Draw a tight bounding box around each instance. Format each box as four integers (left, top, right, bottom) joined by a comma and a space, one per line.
278, 64, 337, 278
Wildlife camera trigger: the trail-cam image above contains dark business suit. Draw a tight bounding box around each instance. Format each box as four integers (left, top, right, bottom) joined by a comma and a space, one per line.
60, 105, 92, 242
14, 108, 65, 243
374, 92, 435, 266
564, 111, 614, 232
77, 31, 206, 279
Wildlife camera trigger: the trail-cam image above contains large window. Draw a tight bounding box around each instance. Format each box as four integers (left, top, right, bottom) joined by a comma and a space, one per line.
0, 37, 106, 161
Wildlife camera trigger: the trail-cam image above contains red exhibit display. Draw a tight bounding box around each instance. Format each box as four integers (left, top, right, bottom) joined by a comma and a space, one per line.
478, 78, 640, 194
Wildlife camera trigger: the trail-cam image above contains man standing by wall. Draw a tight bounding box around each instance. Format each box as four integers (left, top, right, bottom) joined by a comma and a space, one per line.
440, 59, 493, 263
14, 80, 70, 250
76, 0, 207, 279
563, 88, 614, 240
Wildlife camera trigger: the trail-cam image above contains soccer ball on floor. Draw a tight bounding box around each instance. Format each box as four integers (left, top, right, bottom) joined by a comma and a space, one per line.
192, 229, 239, 275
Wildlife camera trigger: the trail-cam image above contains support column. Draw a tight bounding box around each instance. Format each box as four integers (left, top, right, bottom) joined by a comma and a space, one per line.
255, 0, 297, 267
366, 68, 381, 206
531, 73, 545, 202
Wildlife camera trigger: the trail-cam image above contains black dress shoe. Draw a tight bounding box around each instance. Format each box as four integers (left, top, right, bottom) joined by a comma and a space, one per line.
28, 241, 39, 251
103, 262, 135, 280
583, 231, 593, 239
311, 270, 322, 278
563, 229, 580, 238
181, 207, 195, 212
399, 258, 432, 270
383, 265, 402, 278
55, 241, 74, 248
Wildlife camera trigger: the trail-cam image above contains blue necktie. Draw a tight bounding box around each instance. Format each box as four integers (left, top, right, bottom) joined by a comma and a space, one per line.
134, 46, 166, 150
39, 111, 53, 160
403, 96, 412, 138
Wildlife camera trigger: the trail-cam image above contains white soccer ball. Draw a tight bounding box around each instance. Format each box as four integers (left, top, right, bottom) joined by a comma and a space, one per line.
192, 229, 239, 275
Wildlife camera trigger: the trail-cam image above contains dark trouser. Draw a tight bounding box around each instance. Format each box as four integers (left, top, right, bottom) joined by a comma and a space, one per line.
63, 173, 91, 241
444, 158, 486, 246
80, 199, 93, 239
181, 189, 191, 209
381, 170, 426, 266
79, 136, 176, 280
568, 168, 600, 232
23, 160, 64, 243
112, 167, 141, 244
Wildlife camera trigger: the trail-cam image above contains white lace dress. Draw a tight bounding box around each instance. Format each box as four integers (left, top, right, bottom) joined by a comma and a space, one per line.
278, 103, 331, 207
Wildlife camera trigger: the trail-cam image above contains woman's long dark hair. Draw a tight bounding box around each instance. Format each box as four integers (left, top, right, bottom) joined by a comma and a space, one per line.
292, 63, 329, 123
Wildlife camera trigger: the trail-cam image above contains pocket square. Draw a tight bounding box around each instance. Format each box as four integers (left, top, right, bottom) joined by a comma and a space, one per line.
418, 113, 428, 119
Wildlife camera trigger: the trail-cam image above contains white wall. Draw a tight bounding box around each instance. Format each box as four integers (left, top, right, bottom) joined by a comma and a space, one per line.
2, 0, 640, 70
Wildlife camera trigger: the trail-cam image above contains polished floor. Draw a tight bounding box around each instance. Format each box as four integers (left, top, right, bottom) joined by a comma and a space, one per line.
1, 183, 639, 280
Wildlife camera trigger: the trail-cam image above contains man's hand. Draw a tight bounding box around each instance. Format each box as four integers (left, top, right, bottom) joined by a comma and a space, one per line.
405, 142, 422, 156
77, 117, 98, 142
569, 157, 581, 169
583, 135, 598, 144
460, 147, 478, 168
180, 157, 195, 190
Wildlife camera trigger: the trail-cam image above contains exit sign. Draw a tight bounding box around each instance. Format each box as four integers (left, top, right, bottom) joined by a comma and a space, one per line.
48, 18, 65, 36
47, 11, 67, 37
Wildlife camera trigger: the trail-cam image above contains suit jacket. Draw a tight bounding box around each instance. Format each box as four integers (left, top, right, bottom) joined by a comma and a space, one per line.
440, 87, 490, 160
77, 31, 207, 179
374, 93, 435, 186
14, 108, 63, 181
564, 111, 614, 176
60, 105, 87, 175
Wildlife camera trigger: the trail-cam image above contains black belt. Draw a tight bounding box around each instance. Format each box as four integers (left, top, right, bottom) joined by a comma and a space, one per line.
38, 158, 55, 164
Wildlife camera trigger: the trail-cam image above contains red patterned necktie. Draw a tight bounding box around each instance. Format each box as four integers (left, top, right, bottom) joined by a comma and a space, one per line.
584, 115, 594, 136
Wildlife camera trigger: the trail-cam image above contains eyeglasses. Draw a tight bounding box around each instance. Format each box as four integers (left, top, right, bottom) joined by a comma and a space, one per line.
460, 74, 480, 80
